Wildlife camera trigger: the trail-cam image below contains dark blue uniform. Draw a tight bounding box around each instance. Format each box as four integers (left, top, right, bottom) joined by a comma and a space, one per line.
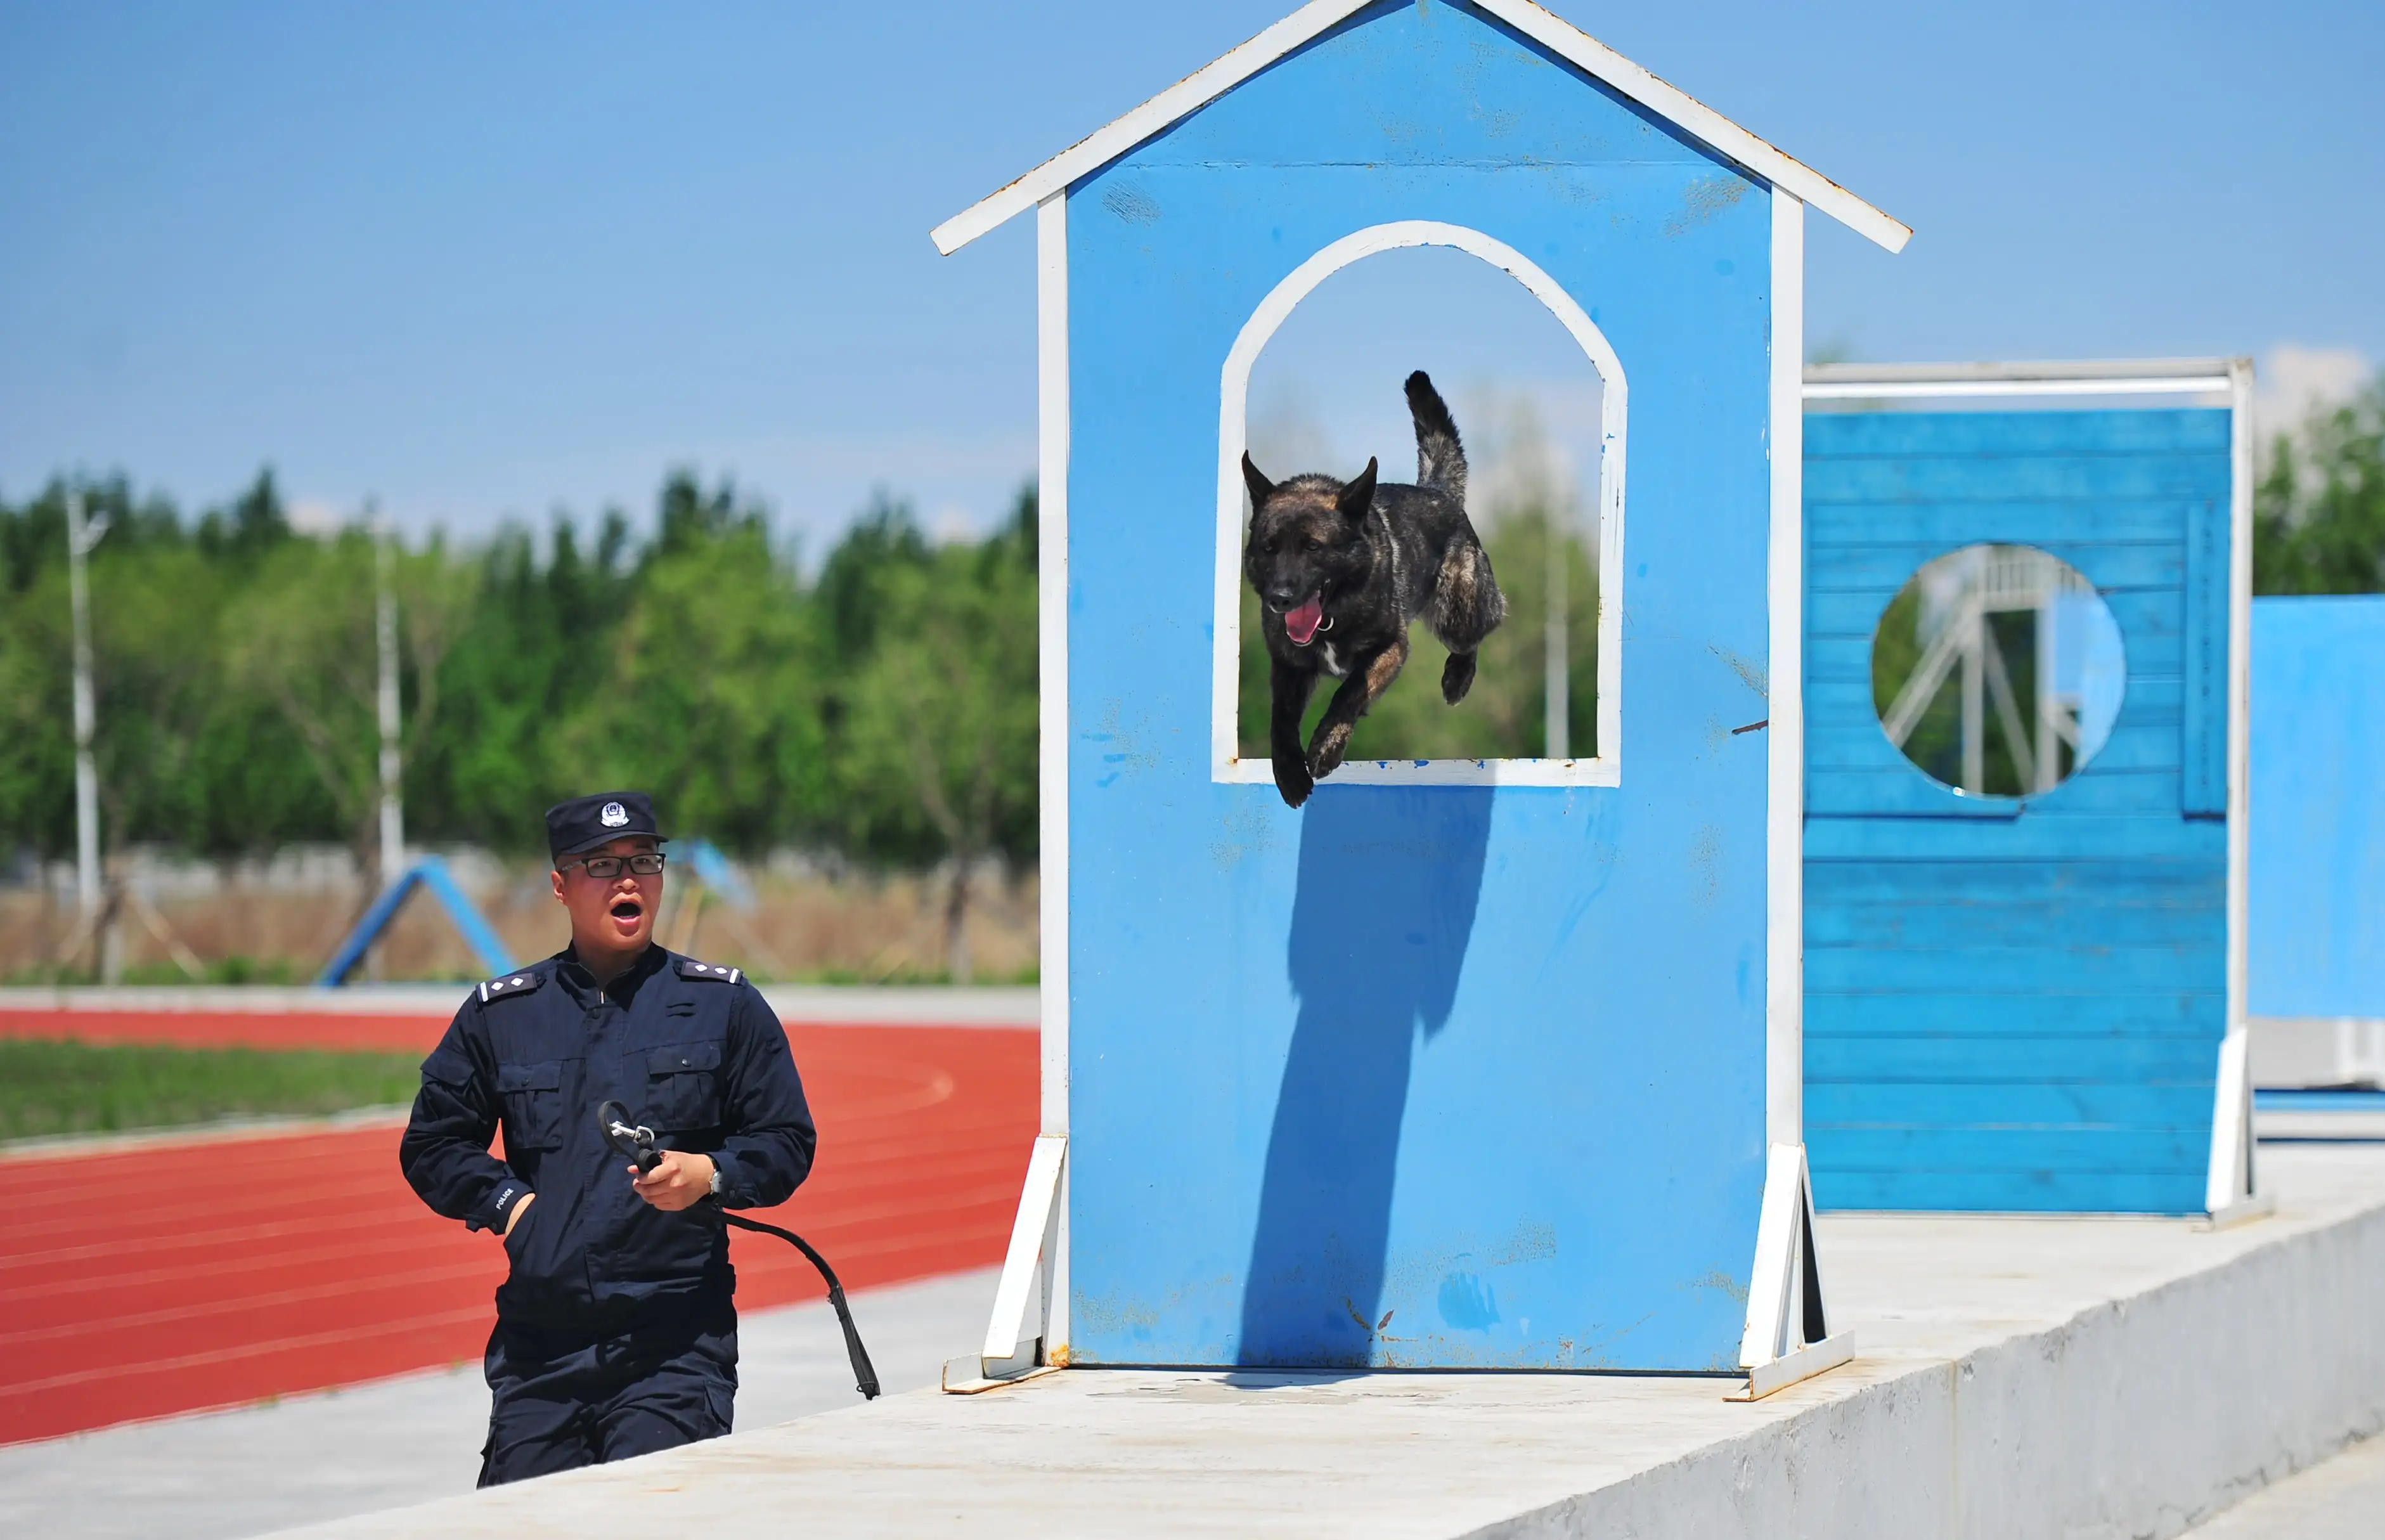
399, 943, 815, 1485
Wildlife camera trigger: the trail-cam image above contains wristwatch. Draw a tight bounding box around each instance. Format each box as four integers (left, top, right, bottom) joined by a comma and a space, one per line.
708, 1162, 725, 1198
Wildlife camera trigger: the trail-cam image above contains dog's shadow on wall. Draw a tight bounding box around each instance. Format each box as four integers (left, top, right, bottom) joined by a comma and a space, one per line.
1236, 786, 1494, 1371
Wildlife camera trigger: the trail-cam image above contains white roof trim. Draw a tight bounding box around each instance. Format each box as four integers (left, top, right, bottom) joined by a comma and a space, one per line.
1804, 358, 2244, 399
931, 0, 1910, 257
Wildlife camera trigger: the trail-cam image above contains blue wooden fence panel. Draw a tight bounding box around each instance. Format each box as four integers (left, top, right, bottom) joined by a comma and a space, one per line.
1803, 408, 2233, 1213
1063, 0, 1774, 1371
2248, 597, 2385, 1019
2180, 492, 2232, 813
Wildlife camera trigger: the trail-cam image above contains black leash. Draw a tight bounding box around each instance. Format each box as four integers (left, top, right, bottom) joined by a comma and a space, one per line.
600, 1101, 881, 1400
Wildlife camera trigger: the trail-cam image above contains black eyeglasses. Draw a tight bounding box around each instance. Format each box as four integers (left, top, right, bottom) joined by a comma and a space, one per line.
563, 853, 666, 879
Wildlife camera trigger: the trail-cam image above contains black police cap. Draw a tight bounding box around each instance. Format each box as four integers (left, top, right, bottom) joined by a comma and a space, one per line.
546, 792, 668, 864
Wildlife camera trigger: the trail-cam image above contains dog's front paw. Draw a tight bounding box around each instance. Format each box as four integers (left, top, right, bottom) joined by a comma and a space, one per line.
1273, 751, 1314, 808
1441, 652, 1477, 704
1308, 722, 1353, 780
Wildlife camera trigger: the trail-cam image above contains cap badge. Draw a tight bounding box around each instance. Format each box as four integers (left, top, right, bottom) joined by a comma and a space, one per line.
600, 801, 630, 828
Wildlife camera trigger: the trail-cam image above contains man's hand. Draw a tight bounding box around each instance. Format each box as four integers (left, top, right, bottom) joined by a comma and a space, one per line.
631, 1150, 716, 1212
503, 1191, 534, 1235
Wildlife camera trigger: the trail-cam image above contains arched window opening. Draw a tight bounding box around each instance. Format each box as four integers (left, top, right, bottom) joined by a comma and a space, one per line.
1212, 223, 1624, 787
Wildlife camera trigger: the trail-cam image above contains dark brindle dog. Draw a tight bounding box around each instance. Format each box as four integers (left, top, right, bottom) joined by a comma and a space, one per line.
1243, 370, 1506, 808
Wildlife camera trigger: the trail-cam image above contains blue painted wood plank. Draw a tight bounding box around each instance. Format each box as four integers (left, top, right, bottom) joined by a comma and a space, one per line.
1806, 455, 2231, 505
1807, 1124, 2209, 1172
1810, 1165, 2207, 1215
1809, 500, 2191, 547
1805, 945, 2225, 994
1807, 542, 2187, 593
1813, 541, 2184, 593
1806, 858, 2225, 905
1805, 768, 2020, 819
1805, 895, 2226, 950
1809, 1079, 2214, 1125
2180, 495, 2230, 815
1807, 990, 2223, 1038
1807, 408, 2233, 458
1806, 1033, 2221, 1083
1804, 814, 2223, 862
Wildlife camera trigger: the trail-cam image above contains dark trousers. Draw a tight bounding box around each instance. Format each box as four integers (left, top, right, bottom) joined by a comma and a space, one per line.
479, 1307, 739, 1487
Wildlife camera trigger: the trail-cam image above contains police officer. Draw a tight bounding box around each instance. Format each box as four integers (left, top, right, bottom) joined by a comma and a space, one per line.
399, 792, 816, 1486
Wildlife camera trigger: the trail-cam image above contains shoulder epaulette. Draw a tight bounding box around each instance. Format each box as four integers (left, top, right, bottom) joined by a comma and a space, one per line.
478, 969, 546, 1003
677, 957, 743, 985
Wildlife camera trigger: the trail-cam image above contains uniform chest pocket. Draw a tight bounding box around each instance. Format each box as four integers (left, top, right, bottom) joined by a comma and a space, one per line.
645, 1040, 724, 1132
496, 1060, 567, 1151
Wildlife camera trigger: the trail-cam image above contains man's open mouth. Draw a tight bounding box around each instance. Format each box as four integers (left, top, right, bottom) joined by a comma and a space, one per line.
610, 898, 643, 923
1283, 594, 1324, 646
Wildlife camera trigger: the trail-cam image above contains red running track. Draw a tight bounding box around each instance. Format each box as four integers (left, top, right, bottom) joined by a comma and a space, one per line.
0, 1013, 1037, 1444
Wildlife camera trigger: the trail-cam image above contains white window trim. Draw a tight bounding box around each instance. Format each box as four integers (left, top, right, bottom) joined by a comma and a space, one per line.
1210, 220, 1626, 788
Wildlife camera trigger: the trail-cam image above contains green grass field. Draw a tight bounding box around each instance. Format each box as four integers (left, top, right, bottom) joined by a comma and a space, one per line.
0, 1040, 423, 1144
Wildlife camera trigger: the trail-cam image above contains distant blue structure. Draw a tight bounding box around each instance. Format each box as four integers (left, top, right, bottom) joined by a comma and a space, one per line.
2247, 597, 2385, 1084
682, 838, 756, 912
1800, 360, 2256, 1217
318, 855, 517, 987
934, 1, 1906, 1378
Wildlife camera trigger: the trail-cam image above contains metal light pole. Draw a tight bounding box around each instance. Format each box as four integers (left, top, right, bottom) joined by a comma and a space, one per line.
374, 511, 405, 888
1544, 505, 1569, 761
66, 491, 109, 921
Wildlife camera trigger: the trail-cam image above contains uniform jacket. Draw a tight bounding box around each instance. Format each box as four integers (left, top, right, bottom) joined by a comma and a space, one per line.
399, 945, 816, 1335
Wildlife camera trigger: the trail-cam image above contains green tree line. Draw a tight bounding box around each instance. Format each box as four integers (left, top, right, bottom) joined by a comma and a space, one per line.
3, 377, 2376, 949
2255, 380, 2385, 595
0, 470, 1036, 975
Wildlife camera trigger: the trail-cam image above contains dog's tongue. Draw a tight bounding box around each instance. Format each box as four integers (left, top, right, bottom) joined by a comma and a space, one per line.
1284, 595, 1324, 645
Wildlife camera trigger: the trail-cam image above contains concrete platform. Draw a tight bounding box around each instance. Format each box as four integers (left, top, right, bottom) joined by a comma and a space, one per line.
268, 1144, 2385, 1540
2186, 1430, 2385, 1538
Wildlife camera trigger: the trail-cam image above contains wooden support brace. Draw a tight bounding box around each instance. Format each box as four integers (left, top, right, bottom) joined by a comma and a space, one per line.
1726, 1331, 1858, 1402
1735, 1143, 1852, 1399
2204, 1030, 2264, 1222
944, 1134, 1066, 1394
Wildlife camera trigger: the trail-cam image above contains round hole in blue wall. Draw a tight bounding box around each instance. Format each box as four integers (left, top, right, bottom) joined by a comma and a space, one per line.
1870, 543, 2126, 798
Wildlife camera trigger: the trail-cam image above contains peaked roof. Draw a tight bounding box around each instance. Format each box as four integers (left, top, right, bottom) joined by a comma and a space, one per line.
933, 0, 1910, 257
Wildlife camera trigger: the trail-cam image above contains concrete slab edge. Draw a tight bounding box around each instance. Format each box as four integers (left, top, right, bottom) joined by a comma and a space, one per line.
1477, 1198, 2385, 1539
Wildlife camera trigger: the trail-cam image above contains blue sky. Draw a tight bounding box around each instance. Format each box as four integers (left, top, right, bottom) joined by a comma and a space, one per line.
3, 1, 2379, 552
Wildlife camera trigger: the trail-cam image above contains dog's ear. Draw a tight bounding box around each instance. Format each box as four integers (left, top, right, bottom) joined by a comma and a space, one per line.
1241, 453, 1276, 509
1336, 457, 1379, 520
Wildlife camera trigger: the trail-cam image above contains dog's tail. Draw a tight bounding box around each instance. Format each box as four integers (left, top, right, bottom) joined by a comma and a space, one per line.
1405, 370, 1467, 506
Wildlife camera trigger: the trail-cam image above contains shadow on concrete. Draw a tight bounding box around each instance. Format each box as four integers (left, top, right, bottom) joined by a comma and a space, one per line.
1235, 786, 1493, 1369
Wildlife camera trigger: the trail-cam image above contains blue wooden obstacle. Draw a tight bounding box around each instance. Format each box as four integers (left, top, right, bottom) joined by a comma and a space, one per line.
934, 1, 1905, 1381
1800, 362, 2256, 1217
682, 838, 756, 912
2248, 597, 2385, 1056
317, 855, 517, 987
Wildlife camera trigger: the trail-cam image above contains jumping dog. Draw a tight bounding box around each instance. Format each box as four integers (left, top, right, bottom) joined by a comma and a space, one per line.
1243, 370, 1507, 808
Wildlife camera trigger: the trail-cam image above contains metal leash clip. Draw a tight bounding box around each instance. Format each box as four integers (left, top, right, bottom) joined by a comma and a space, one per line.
591, 1101, 879, 1399
598, 1101, 663, 1175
